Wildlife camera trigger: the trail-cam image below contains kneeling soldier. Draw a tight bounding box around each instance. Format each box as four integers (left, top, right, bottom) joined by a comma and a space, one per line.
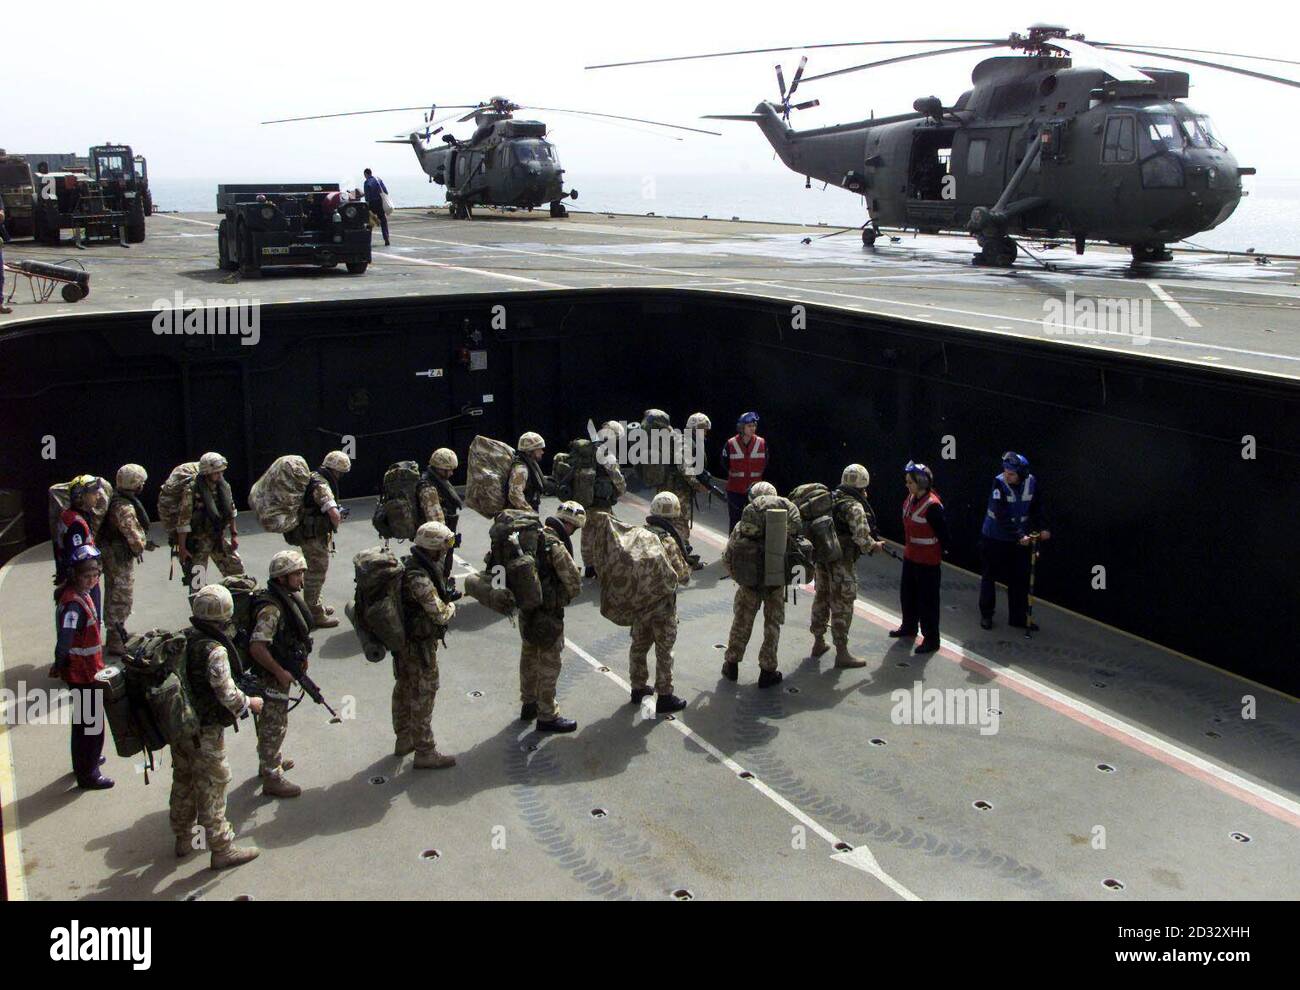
248, 550, 315, 798
631, 492, 692, 713
174, 584, 262, 870
394, 522, 458, 768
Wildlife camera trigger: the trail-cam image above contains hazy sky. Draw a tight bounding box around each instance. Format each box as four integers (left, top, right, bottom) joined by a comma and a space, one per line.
7, 0, 1298, 188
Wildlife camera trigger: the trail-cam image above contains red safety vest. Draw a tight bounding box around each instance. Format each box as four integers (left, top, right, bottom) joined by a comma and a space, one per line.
725, 434, 767, 493
56, 585, 104, 685
902, 491, 943, 566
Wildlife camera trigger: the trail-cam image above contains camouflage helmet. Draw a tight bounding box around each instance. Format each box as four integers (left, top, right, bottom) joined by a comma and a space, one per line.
192, 584, 234, 622
517, 432, 545, 453
748, 481, 777, 501
600, 420, 626, 442
115, 464, 147, 492
650, 492, 680, 518
414, 521, 456, 551
555, 501, 586, 529
323, 450, 352, 474
686, 412, 712, 431
198, 452, 228, 476
69, 474, 102, 498
642, 408, 671, 430
429, 448, 458, 471
269, 549, 308, 579
841, 464, 871, 489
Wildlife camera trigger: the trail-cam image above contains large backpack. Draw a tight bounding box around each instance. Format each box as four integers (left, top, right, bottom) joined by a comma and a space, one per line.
108, 629, 199, 775
372, 460, 422, 540
249, 455, 313, 534
732, 496, 807, 589
220, 574, 260, 660
464, 435, 515, 519
47, 477, 113, 543
597, 515, 679, 626
789, 482, 842, 564
157, 462, 200, 533
464, 568, 518, 617
552, 438, 599, 508
486, 509, 544, 611
347, 547, 407, 662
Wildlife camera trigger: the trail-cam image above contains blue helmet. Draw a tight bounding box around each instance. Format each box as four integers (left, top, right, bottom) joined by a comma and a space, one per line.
1001, 451, 1029, 474
737, 411, 759, 426
69, 544, 102, 566
904, 461, 933, 487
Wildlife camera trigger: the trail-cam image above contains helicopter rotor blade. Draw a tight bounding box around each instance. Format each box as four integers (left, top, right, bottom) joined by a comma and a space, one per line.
792, 99, 821, 111
1042, 37, 1151, 83
262, 105, 478, 124
1098, 46, 1300, 88
802, 43, 1006, 84
787, 55, 808, 99
1094, 43, 1300, 68
775, 64, 788, 100
522, 106, 722, 135
585, 38, 1004, 70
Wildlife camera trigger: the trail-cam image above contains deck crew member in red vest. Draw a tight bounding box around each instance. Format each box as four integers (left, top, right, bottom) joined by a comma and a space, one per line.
890, 462, 951, 656
720, 412, 767, 531
53, 545, 114, 790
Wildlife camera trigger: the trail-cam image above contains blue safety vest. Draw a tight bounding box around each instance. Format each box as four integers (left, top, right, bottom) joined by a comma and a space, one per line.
981, 473, 1036, 542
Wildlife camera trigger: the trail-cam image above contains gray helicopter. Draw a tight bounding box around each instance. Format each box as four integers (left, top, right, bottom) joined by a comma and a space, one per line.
590, 24, 1298, 264
264, 97, 717, 219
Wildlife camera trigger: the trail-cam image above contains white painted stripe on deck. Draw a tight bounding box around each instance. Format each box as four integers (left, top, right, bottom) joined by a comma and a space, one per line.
371, 251, 567, 288
1147, 281, 1203, 328
0, 555, 30, 901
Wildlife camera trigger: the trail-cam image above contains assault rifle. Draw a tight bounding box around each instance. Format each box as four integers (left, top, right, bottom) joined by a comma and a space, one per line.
240, 645, 341, 723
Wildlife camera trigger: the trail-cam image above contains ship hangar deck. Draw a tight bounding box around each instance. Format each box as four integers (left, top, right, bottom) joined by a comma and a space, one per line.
3, 208, 1299, 380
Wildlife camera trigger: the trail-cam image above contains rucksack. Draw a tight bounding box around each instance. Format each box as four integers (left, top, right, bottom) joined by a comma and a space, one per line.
789, 483, 842, 564
112, 629, 200, 777
372, 460, 421, 540
464, 568, 517, 617
48, 477, 113, 544
248, 455, 313, 534
596, 515, 679, 626
552, 439, 599, 507
157, 462, 200, 533
348, 547, 406, 662
464, 435, 515, 519
486, 510, 544, 611
732, 497, 806, 589
220, 574, 260, 660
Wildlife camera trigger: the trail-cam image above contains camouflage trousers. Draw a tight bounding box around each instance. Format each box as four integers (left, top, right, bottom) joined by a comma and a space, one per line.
393, 639, 440, 756
629, 596, 678, 694
254, 690, 290, 780
300, 535, 332, 609
725, 585, 785, 671
520, 632, 564, 720
100, 545, 137, 635
181, 534, 244, 600
811, 559, 859, 645
580, 508, 613, 572
170, 725, 235, 854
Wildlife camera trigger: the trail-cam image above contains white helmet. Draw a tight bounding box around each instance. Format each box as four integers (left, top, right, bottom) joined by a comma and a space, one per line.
198, 452, 228, 476
518, 432, 545, 452
686, 412, 712, 431
269, 549, 308, 579
650, 492, 681, 518
429, 448, 458, 471
115, 463, 147, 492
841, 464, 871, 489
192, 584, 234, 622
323, 450, 352, 474
748, 481, 777, 501
555, 501, 586, 529
415, 521, 456, 551
601, 420, 626, 442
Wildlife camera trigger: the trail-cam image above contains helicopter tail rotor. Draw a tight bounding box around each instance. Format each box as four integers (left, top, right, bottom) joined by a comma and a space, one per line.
775, 56, 820, 120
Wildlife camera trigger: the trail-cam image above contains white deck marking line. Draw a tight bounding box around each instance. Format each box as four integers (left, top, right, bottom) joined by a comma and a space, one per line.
0, 555, 30, 901
625, 495, 1300, 828
154, 214, 218, 227
560, 638, 919, 900
371, 251, 567, 288
1147, 281, 1203, 328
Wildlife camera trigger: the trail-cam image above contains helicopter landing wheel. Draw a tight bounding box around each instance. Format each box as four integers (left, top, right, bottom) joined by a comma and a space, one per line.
862, 226, 878, 247
972, 235, 1018, 268
450, 202, 471, 220
550, 201, 568, 218
1130, 243, 1173, 264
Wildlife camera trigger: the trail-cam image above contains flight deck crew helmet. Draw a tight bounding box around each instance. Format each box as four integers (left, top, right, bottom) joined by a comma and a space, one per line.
69, 544, 102, 570
323, 450, 352, 474
518, 432, 545, 452
69, 474, 102, 501
686, 413, 712, 431
192, 584, 235, 623
555, 501, 587, 529
1002, 451, 1029, 474
841, 464, 871, 489
414, 521, 456, 551
748, 481, 777, 501
429, 448, 458, 472
199, 452, 228, 476
115, 464, 147, 492
650, 492, 681, 518
904, 461, 933, 489
269, 549, 308, 579
737, 411, 760, 426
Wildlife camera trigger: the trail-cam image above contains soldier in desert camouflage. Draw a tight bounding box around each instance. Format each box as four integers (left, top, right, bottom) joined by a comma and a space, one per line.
98, 464, 158, 655
172, 584, 262, 870
518, 501, 584, 733
647, 410, 712, 570
581, 420, 628, 578
506, 432, 548, 512
418, 448, 464, 599
628, 492, 691, 713
289, 450, 351, 628
175, 452, 244, 600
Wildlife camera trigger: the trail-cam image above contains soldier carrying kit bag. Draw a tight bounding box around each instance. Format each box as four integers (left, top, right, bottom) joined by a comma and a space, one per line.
372, 460, 422, 541
347, 547, 407, 662
248, 455, 313, 535
789, 482, 842, 564
465, 435, 515, 519
596, 515, 679, 626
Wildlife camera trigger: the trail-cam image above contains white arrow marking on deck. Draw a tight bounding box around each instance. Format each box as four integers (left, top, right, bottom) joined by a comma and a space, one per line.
1146, 281, 1203, 328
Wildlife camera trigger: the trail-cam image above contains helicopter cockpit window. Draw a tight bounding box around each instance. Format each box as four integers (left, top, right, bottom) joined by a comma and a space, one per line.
966, 139, 988, 177
512, 142, 557, 165
1102, 116, 1136, 163
1140, 114, 1184, 156
1185, 115, 1227, 151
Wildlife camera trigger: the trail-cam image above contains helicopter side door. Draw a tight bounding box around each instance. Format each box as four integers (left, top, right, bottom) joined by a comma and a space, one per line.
951, 127, 1012, 214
